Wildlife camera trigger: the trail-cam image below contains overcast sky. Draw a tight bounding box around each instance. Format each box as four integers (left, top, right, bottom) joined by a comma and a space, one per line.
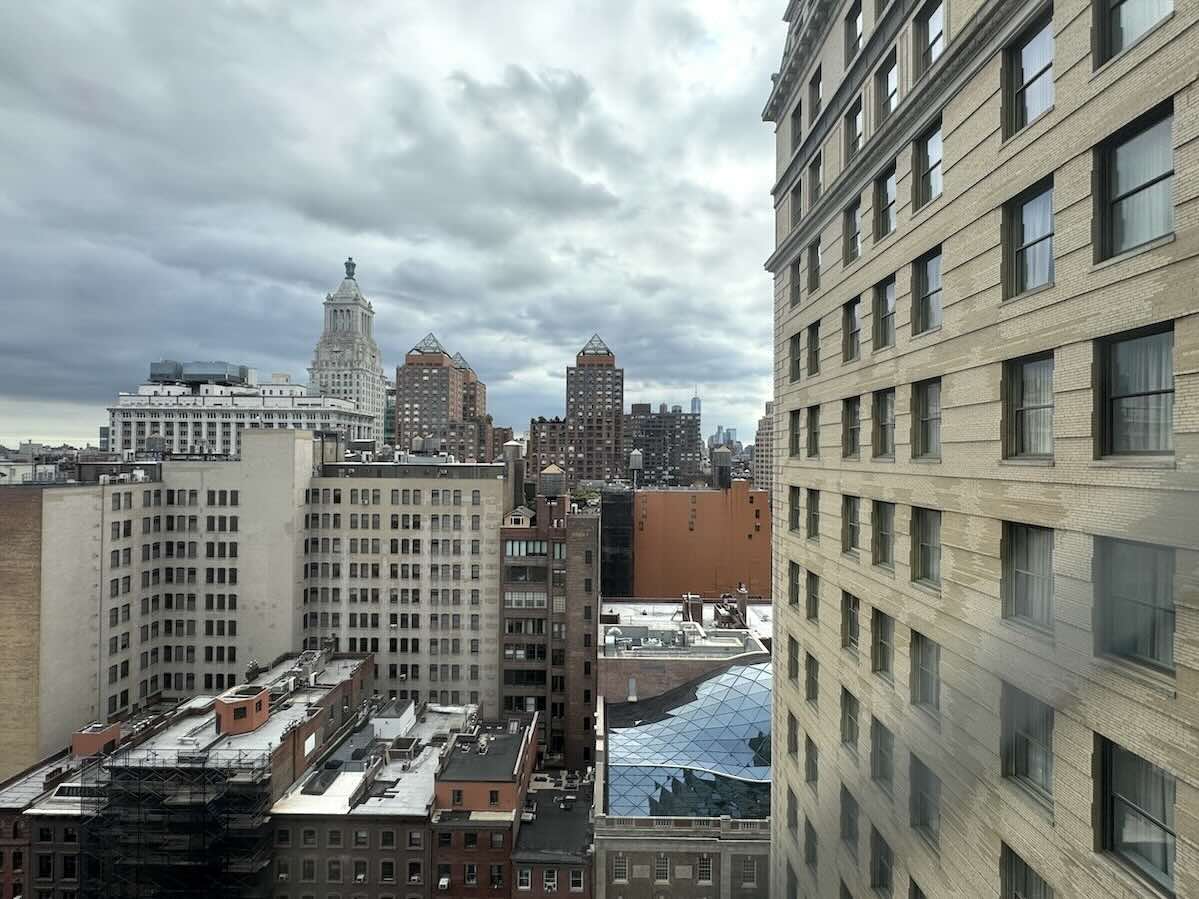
0, 2, 784, 448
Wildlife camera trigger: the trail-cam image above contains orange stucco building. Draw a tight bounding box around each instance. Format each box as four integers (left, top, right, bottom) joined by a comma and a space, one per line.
632, 479, 771, 597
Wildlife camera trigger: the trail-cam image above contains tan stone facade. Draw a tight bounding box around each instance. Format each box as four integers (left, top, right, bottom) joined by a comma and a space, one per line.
765, 0, 1198, 897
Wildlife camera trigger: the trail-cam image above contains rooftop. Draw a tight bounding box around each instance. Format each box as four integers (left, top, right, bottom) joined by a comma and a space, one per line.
317, 461, 505, 480
0, 751, 73, 811
439, 727, 525, 783
601, 599, 772, 649
514, 783, 594, 863
579, 334, 613, 356
603, 661, 772, 819
411, 332, 449, 355
109, 652, 366, 767
273, 704, 474, 819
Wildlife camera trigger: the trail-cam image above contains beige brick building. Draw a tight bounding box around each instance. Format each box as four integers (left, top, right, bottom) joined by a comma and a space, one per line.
764, 0, 1197, 897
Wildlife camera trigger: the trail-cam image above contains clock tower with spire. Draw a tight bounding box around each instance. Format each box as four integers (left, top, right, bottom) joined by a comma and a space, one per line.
309, 257, 386, 444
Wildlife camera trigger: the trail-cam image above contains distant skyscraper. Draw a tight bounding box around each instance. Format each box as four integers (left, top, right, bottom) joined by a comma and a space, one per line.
752, 401, 773, 499
394, 333, 463, 450
564, 334, 624, 484
308, 258, 386, 444
691, 389, 701, 416
394, 335, 492, 460
623, 402, 702, 485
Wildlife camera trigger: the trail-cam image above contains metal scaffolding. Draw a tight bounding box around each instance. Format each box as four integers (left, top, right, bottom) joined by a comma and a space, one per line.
79, 747, 275, 899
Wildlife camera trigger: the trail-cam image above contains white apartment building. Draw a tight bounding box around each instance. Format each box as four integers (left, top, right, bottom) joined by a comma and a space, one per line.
109, 367, 374, 456
309, 257, 387, 444
0, 429, 513, 781
301, 460, 507, 720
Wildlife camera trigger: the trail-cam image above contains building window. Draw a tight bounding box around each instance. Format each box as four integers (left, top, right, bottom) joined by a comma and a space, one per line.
871, 717, 894, 792
742, 856, 758, 886
912, 507, 941, 587
870, 827, 894, 891
809, 66, 822, 123
873, 276, 896, 349
1006, 15, 1053, 136
910, 755, 941, 850
872, 501, 895, 567
788, 635, 800, 681
805, 735, 819, 786
806, 489, 820, 538
789, 409, 802, 457
842, 591, 861, 650
913, 248, 943, 334
875, 163, 897, 238
843, 298, 862, 362
913, 121, 943, 208
805, 652, 819, 704
1005, 179, 1055, 296
789, 486, 802, 532
698, 854, 713, 884
871, 608, 894, 678
807, 320, 821, 374
912, 379, 942, 459
790, 100, 803, 152
1003, 522, 1054, 630
1000, 843, 1054, 899
841, 687, 860, 750
790, 259, 803, 307
791, 181, 803, 229
873, 389, 896, 458
915, 0, 945, 75
842, 497, 860, 554
843, 397, 861, 457
1099, 325, 1174, 455
845, 96, 864, 162
1097, 0, 1173, 65
543, 869, 557, 892
654, 855, 669, 883
841, 785, 860, 855
807, 405, 821, 457
911, 631, 941, 715
518, 867, 532, 890
789, 561, 801, 606
1097, 537, 1175, 670
844, 198, 862, 263
809, 154, 823, 206
1003, 354, 1054, 458
876, 50, 898, 121
789, 711, 799, 756
790, 333, 804, 382
1099, 737, 1176, 891
806, 571, 820, 621
1097, 107, 1174, 259
1001, 682, 1055, 800
612, 855, 628, 883
846, 0, 863, 59
805, 816, 818, 869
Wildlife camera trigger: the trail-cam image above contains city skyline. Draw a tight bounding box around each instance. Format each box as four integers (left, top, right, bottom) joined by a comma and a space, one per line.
0, 3, 784, 447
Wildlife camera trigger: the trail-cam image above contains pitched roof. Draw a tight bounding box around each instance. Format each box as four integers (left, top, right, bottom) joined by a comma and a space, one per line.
411, 332, 448, 355
579, 334, 612, 356
451, 352, 472, 371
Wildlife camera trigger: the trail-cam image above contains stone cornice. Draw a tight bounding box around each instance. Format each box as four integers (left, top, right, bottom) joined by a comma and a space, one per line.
762, 0, 841, 122
764, 0, 1027, 274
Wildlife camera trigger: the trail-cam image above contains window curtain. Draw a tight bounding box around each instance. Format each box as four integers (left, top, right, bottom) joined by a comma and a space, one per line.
1110, 331, 1173, 452
1105, 540, 1174, 667
1112, 116, 1173, 252
1019, 189, 1054, 289
1018, 357, 1054, 455
1112, 743, 1176, 885
1010, 523, 1053, 625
